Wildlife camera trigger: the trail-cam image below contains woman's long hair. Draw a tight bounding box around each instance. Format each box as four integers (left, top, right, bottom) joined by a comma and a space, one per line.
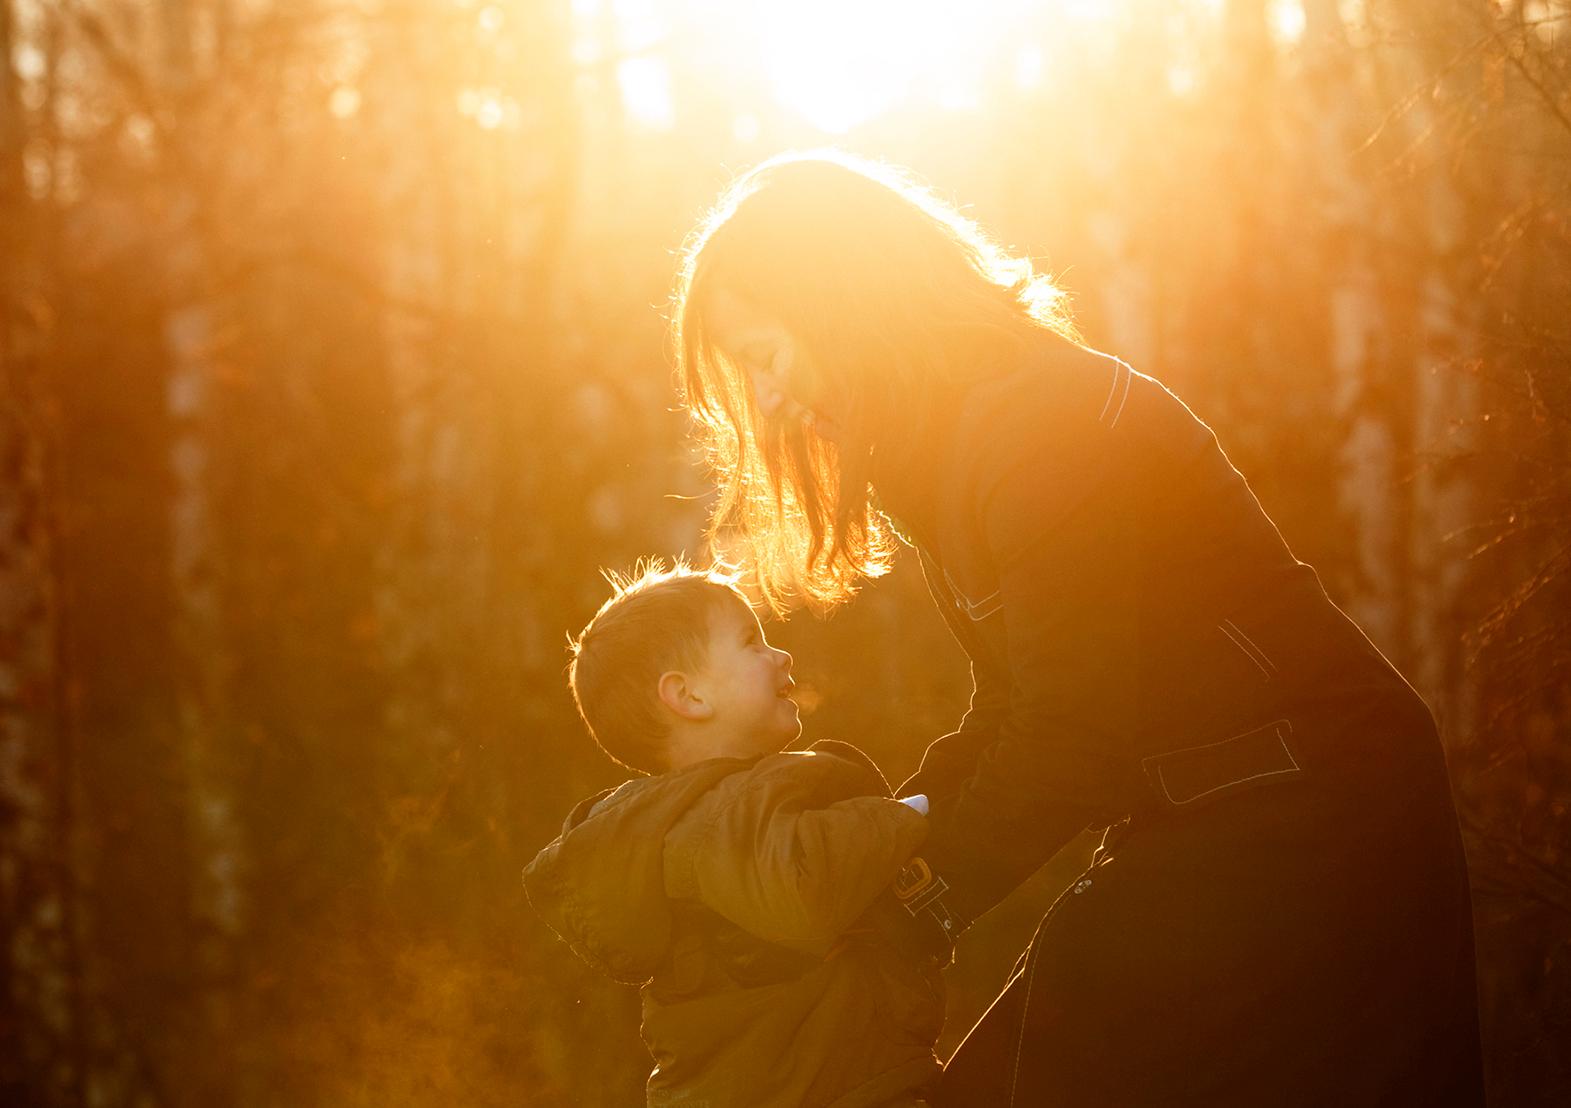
672, 151, 1078, 615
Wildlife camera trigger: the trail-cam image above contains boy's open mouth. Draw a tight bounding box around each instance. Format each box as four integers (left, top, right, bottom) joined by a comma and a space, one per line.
777, 680, 796, 699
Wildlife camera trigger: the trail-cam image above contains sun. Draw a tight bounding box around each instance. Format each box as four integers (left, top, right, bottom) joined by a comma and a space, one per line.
755, 0, 1000, 135
574, 0, 1132, 136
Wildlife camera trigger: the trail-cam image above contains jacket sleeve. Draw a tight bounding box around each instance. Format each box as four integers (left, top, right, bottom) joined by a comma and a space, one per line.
920, 435, 1144, 923
898, 553, 1011, 806
684, 769, 930, 948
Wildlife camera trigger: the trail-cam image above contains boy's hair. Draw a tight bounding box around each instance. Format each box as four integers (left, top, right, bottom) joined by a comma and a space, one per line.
568, 560, 746, 775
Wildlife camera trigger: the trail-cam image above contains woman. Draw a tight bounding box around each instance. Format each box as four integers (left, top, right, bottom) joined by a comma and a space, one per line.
670, 151, 1483, 1106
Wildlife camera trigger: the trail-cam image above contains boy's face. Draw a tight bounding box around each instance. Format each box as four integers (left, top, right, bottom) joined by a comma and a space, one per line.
692, 594, 801, 756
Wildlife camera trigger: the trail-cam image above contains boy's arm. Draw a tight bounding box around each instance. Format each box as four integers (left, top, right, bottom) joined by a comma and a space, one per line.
678, 770, 929, 948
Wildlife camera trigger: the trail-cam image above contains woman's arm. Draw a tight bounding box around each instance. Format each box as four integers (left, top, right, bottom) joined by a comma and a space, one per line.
899, 551, 1012, 804
920, 437, 1144, 924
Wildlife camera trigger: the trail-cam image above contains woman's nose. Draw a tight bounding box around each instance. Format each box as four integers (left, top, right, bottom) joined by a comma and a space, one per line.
775, 647, 793, 672
749, 365, 784, 417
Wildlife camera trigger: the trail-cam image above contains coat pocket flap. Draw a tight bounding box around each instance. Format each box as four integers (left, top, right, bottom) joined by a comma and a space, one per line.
1141, 719, 1302, 808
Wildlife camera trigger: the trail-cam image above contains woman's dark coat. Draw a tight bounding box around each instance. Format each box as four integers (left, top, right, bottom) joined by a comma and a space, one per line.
876, 338, 1484, 1106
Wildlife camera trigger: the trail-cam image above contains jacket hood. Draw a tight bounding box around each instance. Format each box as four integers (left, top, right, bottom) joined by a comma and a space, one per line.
523, 757, 753, 985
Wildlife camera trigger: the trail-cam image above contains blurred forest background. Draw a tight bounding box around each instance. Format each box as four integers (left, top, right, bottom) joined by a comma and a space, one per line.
1, 0, 1568, 1104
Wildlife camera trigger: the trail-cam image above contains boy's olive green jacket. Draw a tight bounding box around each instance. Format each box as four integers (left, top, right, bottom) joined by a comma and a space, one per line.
523, 744, 942, 1108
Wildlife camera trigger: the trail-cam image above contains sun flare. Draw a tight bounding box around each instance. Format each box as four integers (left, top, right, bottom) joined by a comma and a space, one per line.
576, 0, 1155, 135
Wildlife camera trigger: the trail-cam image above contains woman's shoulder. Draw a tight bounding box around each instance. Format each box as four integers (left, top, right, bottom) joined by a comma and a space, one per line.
945, 339, 1126, 496
954, 341, 1214, 496
967, 335, 1125, 422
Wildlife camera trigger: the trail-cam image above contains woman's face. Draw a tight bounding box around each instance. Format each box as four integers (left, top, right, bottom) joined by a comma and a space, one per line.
705, 287, 840, 440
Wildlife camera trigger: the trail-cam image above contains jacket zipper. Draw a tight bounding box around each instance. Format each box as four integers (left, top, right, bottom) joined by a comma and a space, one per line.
1006, 862, 1099, 1106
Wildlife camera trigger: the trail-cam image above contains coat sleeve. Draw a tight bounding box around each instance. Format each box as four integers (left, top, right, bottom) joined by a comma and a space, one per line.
684, 768, 930, 947
920, 433, 1145, 923
899, 554, 1012, 805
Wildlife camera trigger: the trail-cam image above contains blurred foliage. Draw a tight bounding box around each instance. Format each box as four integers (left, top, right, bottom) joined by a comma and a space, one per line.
0, 0, 1568, 1105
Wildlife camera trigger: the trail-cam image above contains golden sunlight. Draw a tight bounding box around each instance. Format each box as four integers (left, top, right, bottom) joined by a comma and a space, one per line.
577, 0, 1149, 135
11, 0, 1564, 1102
755, 0, 997, 134
1267, 0, 1307, 47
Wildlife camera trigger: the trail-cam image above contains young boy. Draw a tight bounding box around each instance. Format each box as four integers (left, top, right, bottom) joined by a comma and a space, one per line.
523, 562, 945, 1107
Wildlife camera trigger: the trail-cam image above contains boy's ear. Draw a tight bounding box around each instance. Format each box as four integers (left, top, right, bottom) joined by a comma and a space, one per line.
658, 670, 713, 722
